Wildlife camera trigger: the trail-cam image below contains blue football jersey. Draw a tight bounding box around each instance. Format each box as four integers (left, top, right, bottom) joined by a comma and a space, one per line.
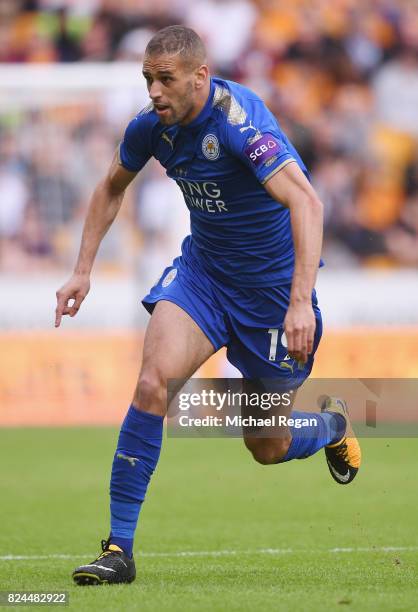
119, 77, 311, 287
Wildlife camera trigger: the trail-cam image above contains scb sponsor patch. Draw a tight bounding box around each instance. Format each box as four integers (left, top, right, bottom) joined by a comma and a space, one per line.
245, 134, 283, 167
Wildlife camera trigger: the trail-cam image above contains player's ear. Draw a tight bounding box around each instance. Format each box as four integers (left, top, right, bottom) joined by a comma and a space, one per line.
194, 64, 209, 90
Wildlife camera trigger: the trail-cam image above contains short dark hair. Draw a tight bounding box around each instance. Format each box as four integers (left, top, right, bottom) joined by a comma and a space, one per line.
145, 25, 207, 69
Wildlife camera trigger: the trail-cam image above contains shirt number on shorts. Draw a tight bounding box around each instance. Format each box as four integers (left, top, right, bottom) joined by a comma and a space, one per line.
267, 328, 279, 361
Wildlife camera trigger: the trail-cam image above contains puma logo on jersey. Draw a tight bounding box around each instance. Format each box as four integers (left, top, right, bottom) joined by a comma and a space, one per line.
161, 132, 174, 149
239, 120, 257, 133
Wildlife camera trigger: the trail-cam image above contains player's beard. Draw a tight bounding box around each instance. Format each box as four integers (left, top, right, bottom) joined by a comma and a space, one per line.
161, 82, 195, 126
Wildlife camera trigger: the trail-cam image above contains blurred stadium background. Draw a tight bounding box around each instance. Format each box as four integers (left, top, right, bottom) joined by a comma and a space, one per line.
1, 0, 418, 426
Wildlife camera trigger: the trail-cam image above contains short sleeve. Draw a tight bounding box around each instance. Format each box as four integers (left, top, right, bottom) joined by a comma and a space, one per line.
118, 112, 153, 173
225, 100, 297, 184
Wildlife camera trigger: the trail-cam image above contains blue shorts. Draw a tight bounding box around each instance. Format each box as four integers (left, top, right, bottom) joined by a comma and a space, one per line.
142, 251, 322, 390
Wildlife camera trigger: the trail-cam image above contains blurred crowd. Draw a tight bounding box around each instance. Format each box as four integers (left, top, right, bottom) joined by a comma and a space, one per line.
1, 0, 418, 277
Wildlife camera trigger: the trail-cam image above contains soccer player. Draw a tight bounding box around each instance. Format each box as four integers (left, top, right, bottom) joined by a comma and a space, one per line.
55, 26, 361, 586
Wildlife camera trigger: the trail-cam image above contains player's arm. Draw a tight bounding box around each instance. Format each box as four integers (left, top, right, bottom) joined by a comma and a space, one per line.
264, 162, 324, 364
55, 152, 137, 327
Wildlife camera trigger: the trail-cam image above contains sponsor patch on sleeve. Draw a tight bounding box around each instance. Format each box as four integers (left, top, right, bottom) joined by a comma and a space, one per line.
244, 134, 284, 167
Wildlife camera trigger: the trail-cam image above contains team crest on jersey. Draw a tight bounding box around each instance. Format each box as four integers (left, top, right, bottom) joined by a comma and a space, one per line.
162, 268, 177, 287
202, 134, 220, 160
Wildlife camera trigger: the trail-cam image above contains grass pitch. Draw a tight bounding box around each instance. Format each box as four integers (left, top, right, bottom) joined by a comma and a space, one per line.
0, 428, 417, 611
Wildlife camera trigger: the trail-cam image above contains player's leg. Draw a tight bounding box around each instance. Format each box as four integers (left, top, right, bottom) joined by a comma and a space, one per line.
241, 385, 346, 466
224, 285, 359, 472
72, 301, 215, 586
238, 374, 345, 466
73, 254, 229, 585
134, 299, 216, 415
109, 300, 215, 548
241, 381, 360, 478
239, 379, 296, 464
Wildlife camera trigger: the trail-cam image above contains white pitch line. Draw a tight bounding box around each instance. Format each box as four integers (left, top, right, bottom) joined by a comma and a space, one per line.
1, 546, 418, 561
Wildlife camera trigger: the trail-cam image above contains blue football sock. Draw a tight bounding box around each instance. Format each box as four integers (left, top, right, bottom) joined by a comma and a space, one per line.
109, 405, 163, 557
280, 410, 346, 462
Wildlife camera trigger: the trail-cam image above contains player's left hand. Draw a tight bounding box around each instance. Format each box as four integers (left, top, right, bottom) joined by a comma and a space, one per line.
284, 301, 316, 364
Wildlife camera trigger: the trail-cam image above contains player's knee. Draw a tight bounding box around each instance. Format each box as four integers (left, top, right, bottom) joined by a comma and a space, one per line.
272, 435, 292, 463
134, 369, 166, 416
245, 436, 292, 465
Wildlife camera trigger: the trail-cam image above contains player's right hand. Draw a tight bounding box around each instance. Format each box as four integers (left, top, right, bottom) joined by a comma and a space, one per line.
55, 273, 90, 328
